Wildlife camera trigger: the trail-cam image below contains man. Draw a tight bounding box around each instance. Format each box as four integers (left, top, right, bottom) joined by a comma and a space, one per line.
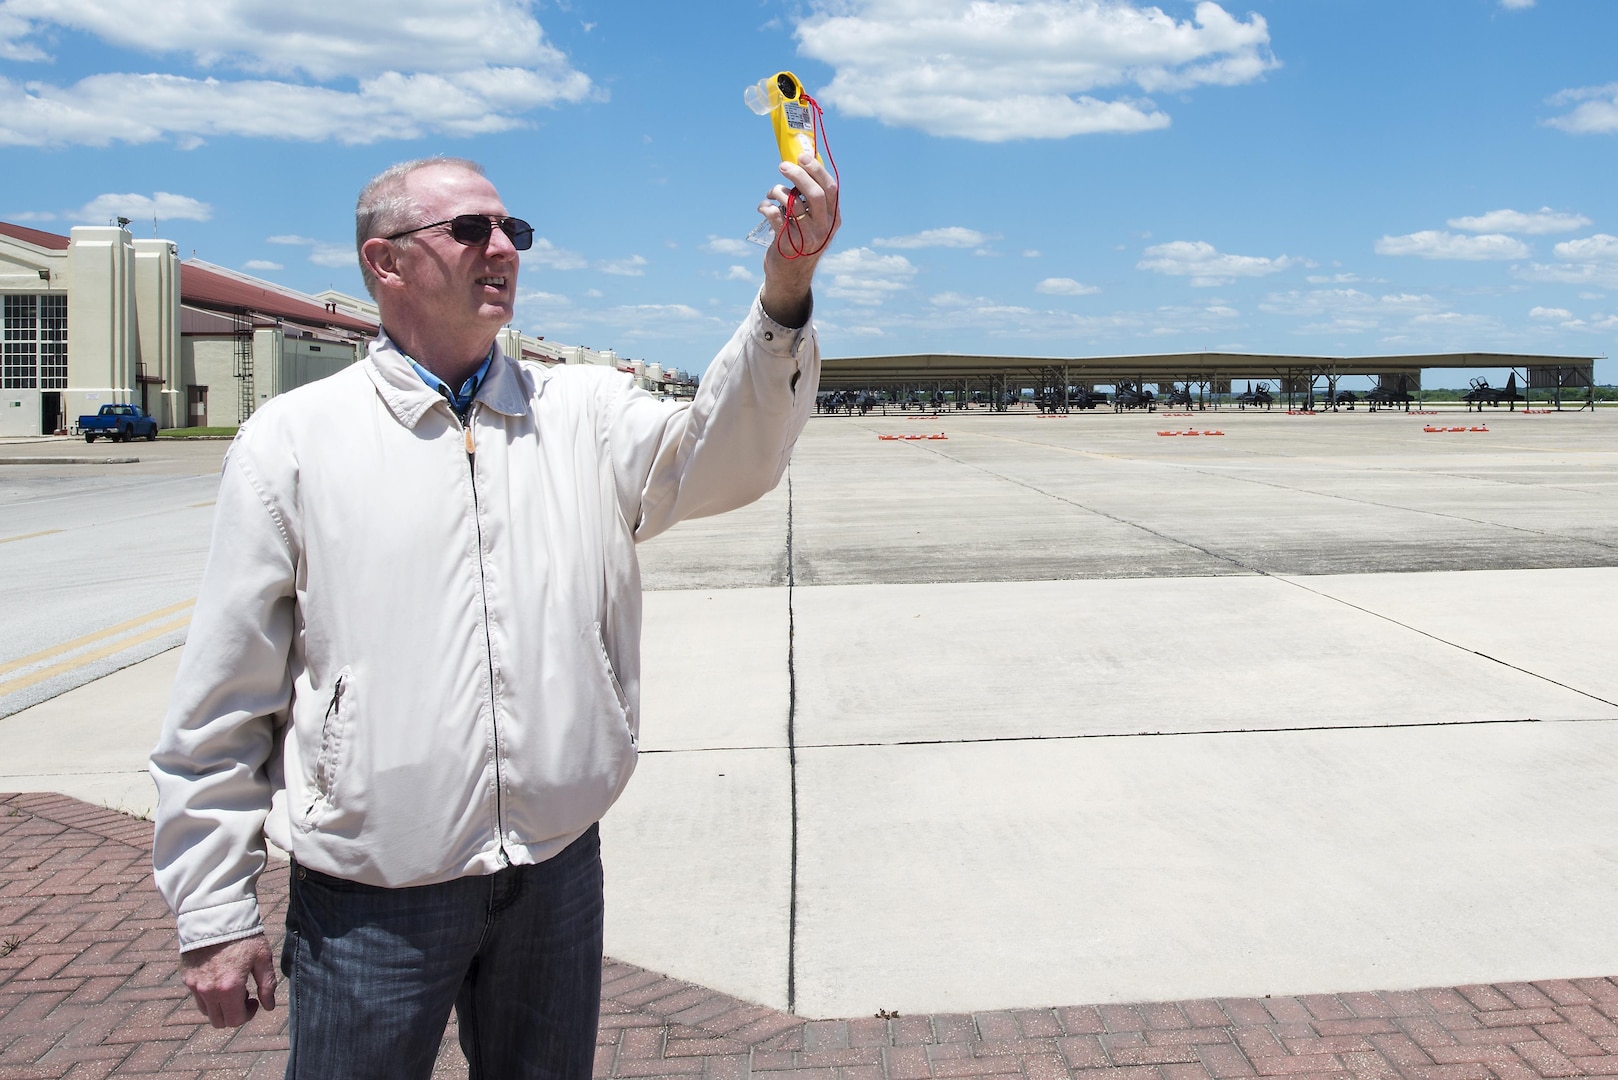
150, 153, 837, 1077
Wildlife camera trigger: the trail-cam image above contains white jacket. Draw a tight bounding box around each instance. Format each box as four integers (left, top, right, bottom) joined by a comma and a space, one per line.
151, 298, 817, 951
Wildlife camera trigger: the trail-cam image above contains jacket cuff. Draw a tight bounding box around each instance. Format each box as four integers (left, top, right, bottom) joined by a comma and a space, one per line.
754, 292, 814, 361
175, 896, 264, 953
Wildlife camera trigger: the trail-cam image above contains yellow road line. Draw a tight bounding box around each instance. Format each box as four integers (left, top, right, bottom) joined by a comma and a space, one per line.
0, 611, 193, 697
0, 598, 195, 680
0, 529, 64, 545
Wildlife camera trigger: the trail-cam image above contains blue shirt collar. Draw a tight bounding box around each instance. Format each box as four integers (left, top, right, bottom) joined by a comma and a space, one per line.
407, 348, 494, 417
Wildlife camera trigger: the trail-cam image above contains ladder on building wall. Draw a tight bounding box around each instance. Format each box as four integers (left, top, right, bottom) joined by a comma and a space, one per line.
233, 310, 255, 424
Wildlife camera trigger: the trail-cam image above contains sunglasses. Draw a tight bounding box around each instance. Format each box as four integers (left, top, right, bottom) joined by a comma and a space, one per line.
385, 214, 534, 251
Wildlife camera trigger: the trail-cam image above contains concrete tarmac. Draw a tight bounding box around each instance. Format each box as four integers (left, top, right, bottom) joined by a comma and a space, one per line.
0, 438, 227, 716
2, 408, 1613, 1018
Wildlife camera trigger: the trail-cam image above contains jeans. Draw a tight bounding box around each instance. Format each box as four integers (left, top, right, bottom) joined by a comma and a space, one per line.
280, 824, 604, 1080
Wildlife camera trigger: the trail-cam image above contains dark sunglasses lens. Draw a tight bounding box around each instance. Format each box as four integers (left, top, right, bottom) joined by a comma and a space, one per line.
448, 216, 495, 245
502, 218, 534, 251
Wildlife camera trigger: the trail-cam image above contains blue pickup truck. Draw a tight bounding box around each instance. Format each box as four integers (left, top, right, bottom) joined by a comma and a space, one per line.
79, 404, 158, 442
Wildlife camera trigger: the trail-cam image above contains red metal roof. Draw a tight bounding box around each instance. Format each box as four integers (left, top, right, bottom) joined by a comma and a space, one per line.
0, 222, 377, 335
0, 221, 70, 251
180, 261, 376, 335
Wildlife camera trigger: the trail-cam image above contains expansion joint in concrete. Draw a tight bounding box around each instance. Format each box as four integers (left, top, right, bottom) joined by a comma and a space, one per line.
921, 439, 1618, 712
785, 464, 800, 1015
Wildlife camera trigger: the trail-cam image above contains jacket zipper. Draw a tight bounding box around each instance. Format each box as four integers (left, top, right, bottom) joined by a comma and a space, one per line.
460, 407, 510, 866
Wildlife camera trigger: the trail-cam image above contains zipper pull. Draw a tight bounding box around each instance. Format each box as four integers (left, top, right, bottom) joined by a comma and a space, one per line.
464, 423, 475, 455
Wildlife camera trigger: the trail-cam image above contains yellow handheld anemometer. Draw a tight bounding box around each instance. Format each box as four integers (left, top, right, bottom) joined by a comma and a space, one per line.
743, 70, 836, 257
744, 71, 821, 165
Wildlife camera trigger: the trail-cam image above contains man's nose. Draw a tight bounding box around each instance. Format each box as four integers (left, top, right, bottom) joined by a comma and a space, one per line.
486, 222, 519, 258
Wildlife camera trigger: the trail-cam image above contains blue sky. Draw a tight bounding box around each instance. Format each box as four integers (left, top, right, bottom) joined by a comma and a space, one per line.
3, 0, 1617, 385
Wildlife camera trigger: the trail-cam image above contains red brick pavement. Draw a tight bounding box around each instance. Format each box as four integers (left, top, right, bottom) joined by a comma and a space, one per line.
4, 792, 1617, 1080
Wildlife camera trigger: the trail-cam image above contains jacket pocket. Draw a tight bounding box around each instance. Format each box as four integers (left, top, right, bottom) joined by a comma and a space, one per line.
590, 623, 635, 742
301, 666, 354, 828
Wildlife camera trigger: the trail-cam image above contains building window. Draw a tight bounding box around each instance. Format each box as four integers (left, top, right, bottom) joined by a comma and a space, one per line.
2, 294, 66, 390
3, 295, 37, 389
39, 295, 66, 389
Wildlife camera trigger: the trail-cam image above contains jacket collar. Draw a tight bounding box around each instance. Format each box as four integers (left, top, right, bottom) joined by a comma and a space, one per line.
364, 328, 538, 428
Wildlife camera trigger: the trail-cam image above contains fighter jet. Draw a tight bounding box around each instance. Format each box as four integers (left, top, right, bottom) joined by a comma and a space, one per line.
1463, 372, 1524, 411
1113, 381, 1156, 411
1366, 374, 1413, 412
1234, 381, 1274, 409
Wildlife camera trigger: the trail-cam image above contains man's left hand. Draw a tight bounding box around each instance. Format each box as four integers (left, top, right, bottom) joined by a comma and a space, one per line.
759, 153, 841, 329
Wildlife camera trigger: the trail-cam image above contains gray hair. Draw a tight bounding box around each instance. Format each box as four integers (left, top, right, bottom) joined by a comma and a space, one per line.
354, 157, 486, 298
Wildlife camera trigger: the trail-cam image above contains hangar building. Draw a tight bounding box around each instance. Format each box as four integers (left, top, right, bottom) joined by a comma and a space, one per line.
0, 220, 690, 437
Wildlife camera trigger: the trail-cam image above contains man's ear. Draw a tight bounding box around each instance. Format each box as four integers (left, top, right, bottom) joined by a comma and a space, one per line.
361, 237, 403, 291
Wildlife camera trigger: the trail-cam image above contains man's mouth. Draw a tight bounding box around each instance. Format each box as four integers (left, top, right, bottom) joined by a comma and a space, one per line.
477, 276, 507, 289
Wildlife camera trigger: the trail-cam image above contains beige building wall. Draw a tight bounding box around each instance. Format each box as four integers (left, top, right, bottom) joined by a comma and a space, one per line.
182, 337, 243, 428
182, 331, 359, 428
276, 335, 357, 395
65, 226, 138, 425
0, 238, 66, 289
132, 240, 181, 428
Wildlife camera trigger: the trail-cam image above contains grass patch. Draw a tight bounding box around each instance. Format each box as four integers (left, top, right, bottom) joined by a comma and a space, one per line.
158, 426, 238, 438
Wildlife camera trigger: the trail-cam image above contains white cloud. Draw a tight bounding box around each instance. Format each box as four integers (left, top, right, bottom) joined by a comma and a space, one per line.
832, 290, 1268, 342
1035, 276, 1100, 295
1138, 240, 1295, 287
0, 0, 594, 147
1447, 207, 1590, 235
1510, 233, 1618, 290
74, 191, 212, 223
1517, 262, 1618, 289
598, 255, 647, 277
0, 0, 578, 80
1306, 273, 1361, 284
1554, 234, 1618, 261
795, 0, 1277, 141
1256, 287, 1516, 342
1258, 287, 1447, 335
871, 226, 988, 249
593, 303, 729, 339
526, 237, 587, 271
1499, 0, 1534, 9
0, 68, 594, 148
1545, 83, 1618, 136
1530, 306, 1572, 320
1022, 249, 1041, 258
267, 233, 354, 268
817, 246, 917, 304
723, 265, 755, 282
1373, 230, 1529, 260
242, 259, 283, 271
5, 210, 55, 221
515, 288, 570, 306
701, 236, 754, 256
